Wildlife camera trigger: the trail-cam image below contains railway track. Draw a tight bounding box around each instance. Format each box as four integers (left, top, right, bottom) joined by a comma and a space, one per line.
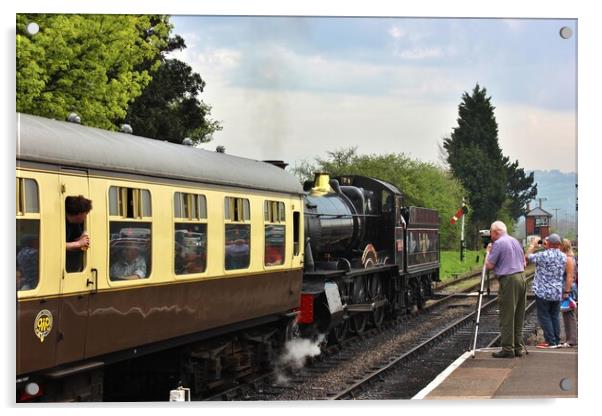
201, 272, 530, 401
330, 295, 537, 400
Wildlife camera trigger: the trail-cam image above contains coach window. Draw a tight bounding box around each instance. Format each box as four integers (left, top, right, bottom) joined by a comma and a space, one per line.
174, 192, 207, 275
264, 200, 285, 266
224, 197, 250, 270
16, 178, 40, 291
108, 186, 152, 281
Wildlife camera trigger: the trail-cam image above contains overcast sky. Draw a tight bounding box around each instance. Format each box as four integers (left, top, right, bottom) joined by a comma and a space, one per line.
169, 16, 577, 173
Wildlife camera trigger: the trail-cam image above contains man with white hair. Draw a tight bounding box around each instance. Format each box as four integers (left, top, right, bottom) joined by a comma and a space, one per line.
485, 220, 527, 358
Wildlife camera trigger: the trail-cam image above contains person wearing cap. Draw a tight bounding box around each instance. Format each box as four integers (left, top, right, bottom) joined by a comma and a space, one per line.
110, 243, 147, 280
485, 220, 528, 358
526, 233, 574, 349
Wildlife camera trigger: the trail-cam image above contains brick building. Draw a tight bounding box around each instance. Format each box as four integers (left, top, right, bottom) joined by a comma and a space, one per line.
525, 205, 553, 239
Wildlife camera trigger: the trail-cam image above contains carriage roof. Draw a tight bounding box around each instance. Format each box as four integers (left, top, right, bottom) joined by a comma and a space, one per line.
17, 113, 303, 195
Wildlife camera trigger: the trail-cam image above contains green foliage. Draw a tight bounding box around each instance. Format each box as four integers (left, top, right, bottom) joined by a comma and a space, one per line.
17, 14, 171, 130
294, 147, 467, 249
126, 58, 222, 144
442, 84, 536, 245
505, 158, 537, 218
443, 85, 506, 230
440, 250, 484, 281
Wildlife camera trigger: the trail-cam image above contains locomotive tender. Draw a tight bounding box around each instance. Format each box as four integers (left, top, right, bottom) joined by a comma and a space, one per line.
16, 113, 439, 401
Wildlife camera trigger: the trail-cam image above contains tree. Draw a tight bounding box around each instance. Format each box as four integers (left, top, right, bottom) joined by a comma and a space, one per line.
442, 84, 535, 244
125, 55, 222, 144
17, 14, 170, 130
295, 147, 467, 249
505, 158, 538, 219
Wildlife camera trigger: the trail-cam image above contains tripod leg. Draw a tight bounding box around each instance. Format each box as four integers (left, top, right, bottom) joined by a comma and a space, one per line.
471, 256, 488, 358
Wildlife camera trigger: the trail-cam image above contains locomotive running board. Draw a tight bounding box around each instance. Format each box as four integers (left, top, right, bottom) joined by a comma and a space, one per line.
345, 299, 387, 313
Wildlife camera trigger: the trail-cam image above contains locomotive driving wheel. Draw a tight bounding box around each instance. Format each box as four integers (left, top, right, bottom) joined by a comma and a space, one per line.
350, 276, 368, 334
368, 275, 385, 328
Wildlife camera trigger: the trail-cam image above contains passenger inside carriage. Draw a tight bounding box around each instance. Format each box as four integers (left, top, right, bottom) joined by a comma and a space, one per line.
225, 225, 250, 270
110, 240, 148, 280
16, 234, 39, 291
175, 229, 207, 274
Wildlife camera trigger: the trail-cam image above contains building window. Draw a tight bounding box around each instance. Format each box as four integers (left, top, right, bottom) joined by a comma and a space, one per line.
174, 192, 207, 275
264, 200, 285, 266
108, 186, 152, 281
16, 178, 40, 291
225, 197, 250, 270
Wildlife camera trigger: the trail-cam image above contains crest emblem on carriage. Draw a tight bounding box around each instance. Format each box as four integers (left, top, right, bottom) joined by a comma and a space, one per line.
34, 309, 53, 343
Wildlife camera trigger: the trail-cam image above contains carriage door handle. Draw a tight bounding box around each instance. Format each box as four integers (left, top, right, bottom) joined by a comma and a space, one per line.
87, 268, 98, 293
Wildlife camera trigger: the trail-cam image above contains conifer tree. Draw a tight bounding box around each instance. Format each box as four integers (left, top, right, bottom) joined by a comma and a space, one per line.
443, 84, 535, 241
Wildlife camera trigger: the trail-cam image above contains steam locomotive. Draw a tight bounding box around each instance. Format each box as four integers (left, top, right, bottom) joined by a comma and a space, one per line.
16, 113, 439, 401
298, 173, 440, 343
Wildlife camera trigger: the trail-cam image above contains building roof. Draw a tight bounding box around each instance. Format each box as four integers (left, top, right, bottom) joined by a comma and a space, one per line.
525, 206, 552, 217
16, 113, 303, 195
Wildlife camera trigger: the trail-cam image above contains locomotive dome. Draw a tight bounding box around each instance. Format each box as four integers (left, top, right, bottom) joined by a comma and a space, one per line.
16, 113, 303, 195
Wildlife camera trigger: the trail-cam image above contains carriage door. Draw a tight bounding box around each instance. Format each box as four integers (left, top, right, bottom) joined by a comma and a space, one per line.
56, 170, 94, 365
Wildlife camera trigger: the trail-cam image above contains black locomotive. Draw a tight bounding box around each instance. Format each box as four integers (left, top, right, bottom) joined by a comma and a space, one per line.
297, 173, 440, 343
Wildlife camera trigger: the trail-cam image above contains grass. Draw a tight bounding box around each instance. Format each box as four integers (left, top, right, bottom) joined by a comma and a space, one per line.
439, 250, 487, 282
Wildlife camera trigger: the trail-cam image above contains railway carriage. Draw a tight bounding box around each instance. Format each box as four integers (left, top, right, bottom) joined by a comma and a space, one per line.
16, 113, 304, 401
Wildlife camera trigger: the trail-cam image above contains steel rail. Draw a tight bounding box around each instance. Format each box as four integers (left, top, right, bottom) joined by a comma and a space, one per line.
485, 298, 537, 348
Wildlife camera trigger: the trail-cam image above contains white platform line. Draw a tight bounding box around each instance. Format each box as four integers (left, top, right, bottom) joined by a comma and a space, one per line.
412, 349, 473, 399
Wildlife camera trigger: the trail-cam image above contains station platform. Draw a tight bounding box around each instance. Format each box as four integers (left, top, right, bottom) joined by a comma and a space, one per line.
413, 347, 578, 399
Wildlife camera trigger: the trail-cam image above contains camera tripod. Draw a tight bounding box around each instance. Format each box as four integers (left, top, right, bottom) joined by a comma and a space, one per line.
471, 253, 490, 358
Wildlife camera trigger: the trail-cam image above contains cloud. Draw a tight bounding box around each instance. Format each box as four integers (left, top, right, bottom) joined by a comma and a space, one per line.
396, 47, 443, 60
496, 104, 576, 172
388, 26, 405, 39
388, 24, 443, 61
502, 19, 524, 33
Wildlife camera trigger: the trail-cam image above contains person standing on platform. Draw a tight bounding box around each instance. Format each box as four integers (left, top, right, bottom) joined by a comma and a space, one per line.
526, 233, 573, 349
559, 238, 577, 347
485, 221, 528, 358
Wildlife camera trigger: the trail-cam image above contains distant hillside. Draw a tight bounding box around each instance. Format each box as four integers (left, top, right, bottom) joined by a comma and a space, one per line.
513, 170, 577, 239
529, 170, 577, 214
